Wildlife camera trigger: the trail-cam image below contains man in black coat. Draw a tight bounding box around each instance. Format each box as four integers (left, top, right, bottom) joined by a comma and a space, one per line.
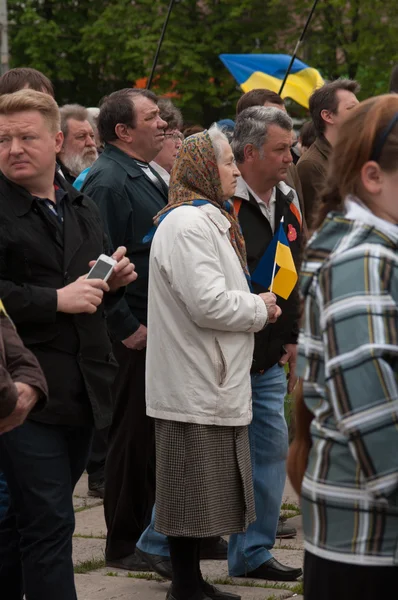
0, 89, 136, 600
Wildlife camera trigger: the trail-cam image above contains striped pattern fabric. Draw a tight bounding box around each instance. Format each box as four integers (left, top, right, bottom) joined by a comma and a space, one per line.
297, 212, 398, 566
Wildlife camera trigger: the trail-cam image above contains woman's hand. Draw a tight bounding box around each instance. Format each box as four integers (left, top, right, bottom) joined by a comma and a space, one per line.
259, 292, 282, 323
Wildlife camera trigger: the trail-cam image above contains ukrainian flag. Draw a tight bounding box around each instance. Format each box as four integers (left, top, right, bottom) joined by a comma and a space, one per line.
251, 219, 298, 300
219, 53, 324, 109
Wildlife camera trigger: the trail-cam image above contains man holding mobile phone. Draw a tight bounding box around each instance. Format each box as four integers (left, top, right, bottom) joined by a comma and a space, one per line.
0, 89, 137, 600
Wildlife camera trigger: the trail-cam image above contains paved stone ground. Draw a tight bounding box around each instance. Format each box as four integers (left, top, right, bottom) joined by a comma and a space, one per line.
74, 474, 304, 600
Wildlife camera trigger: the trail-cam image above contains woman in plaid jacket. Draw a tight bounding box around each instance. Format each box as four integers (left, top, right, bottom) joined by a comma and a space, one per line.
288, 94, 398, 599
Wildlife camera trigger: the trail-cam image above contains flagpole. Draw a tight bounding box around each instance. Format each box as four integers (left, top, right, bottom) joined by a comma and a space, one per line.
278, 0, 320, 96
146, 0, 176, 90
269, 217, 283, 293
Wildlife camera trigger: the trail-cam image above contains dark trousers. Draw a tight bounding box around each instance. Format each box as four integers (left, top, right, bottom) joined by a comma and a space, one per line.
86, 426, 109, 486
104, 344, 155, 560
304, 550, 398, 600
0, 419, 93, 600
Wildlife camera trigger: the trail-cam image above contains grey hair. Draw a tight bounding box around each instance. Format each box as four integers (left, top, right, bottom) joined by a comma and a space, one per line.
232, 106, 293, 163
59, 103, 90, 138
207, 123, 230, 162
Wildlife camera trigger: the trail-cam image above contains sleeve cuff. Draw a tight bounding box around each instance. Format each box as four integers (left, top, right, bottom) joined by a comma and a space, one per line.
249, 295, 268, 332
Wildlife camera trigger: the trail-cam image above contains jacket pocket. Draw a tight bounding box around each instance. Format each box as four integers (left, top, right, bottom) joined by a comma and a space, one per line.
215, 337, 227, 387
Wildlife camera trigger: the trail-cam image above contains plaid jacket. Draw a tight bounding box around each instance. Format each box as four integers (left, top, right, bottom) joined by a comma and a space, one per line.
297, 204, 398, 566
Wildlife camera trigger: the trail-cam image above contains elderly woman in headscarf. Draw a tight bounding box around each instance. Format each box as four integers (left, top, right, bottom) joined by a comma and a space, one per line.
146, 125, 281, 600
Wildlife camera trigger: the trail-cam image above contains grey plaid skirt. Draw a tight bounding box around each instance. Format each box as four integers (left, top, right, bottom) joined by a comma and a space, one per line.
154, 419, 256, 538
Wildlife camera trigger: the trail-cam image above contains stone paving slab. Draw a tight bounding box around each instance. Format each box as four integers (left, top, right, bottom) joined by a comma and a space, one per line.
73, 537, 105, 565
75, 504, 107, 538
75, 574, 295, 599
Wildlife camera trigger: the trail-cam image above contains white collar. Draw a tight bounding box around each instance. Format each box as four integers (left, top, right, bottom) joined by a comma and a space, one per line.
234, 176, 275, 203
150, 161, 170, 186
345, 196, 398, 242
234, 176, 294, 202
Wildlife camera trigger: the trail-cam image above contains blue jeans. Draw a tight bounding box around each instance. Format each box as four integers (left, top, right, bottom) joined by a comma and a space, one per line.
228, 364, 288, 575
136, 505, 169, 556
0, 470, 9, 521
0, 419, 93, 600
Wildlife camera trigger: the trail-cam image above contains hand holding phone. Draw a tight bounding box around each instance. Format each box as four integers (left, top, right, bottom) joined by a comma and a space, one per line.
86, 254, 117, 282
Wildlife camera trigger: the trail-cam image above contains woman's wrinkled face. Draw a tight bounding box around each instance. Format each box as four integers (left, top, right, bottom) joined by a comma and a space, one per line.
217, 140, 240, 201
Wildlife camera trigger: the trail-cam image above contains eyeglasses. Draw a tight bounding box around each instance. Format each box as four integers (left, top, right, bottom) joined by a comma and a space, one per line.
164, 132, 184, 142
370, 112, 398, 162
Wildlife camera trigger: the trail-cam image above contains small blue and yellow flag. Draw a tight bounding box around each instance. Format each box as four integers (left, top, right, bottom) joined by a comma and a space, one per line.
219, 53, 324, 109
251, 218, 298, 300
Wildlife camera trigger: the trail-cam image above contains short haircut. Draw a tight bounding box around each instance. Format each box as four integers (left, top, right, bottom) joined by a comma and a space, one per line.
157, 98, 183, 131
300, 120, 317, 148
207, 123, 230, 162
98, 88, 158, 144
236, 89, 285, 116
317, 94, 398, 228
309, 78, 360, 136
389, 64, 398, 93
0, 89, 60, 133
232, 106, 293, 163
0, 67, 54, 97
59, 104, 90, 138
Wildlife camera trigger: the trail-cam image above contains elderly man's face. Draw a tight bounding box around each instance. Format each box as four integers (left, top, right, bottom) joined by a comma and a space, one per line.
253, 124, 292, 185
59, 118, 98, 177
0, 110, 62, 187
128, 96, 168, 163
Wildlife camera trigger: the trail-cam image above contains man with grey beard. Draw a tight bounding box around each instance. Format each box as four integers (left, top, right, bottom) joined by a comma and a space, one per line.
58, 104, 98, 184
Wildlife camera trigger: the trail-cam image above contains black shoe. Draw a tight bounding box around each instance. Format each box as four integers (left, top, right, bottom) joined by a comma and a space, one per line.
135, 547, 173, 579
105, 550, 154, 571
276, 517, 297, 539
88, 480, 105, 499
167, 585, 237, 600
167, 594, 211, 600
239, 557, 302, 582
200, 536, 228, 560
201, 582, 241, 600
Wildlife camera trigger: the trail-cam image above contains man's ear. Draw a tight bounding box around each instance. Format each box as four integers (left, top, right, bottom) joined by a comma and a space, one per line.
114, 123, 134, 144
320, 108, 334, 127
243, 143, 258, 162
55, 131, 64, 155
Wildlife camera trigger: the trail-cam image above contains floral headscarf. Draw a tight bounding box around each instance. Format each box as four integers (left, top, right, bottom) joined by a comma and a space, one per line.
154, 130, 249, 278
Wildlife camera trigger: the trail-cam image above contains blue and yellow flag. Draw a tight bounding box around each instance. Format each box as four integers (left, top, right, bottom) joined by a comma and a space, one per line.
251, 219, 298, 300
219, 53, 324, 109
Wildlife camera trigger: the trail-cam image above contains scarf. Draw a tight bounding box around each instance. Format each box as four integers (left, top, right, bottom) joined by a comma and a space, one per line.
153, 130, 249, 278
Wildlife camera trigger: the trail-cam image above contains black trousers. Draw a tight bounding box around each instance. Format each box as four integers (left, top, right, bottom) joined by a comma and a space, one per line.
304, 550, 398, 600
104, 344, 156, 560
0, 420, 93, 600
86, 426, 109, 486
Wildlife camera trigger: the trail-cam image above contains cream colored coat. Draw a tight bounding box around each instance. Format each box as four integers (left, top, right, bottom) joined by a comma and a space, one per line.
146, 204, 268, 426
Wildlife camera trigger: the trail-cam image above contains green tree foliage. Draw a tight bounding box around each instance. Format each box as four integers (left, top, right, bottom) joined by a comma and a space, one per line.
7, 0, 398, 124
293, 0, 398, 99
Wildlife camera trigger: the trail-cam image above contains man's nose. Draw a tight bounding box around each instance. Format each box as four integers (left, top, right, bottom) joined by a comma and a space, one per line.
158, 117, 168, 130
86, 136, 96, 147
10, 138, 23, 154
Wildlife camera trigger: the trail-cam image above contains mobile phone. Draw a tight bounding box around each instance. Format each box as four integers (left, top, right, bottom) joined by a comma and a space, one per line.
86, 254, 117, 282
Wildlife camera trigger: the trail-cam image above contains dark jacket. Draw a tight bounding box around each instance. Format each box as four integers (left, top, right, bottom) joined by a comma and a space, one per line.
296, 135, 332, 230
57, 160, 76, 185
0, 302, 48, 419
233, 180, 303, 373
0, 172, 120, 428
82, 144, 168, 341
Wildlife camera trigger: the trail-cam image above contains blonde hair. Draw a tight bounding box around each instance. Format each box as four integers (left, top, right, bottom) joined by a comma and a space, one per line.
0, 89, 60, 133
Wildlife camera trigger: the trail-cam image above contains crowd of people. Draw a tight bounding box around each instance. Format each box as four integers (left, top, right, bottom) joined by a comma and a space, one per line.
0, 64, 397, 600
